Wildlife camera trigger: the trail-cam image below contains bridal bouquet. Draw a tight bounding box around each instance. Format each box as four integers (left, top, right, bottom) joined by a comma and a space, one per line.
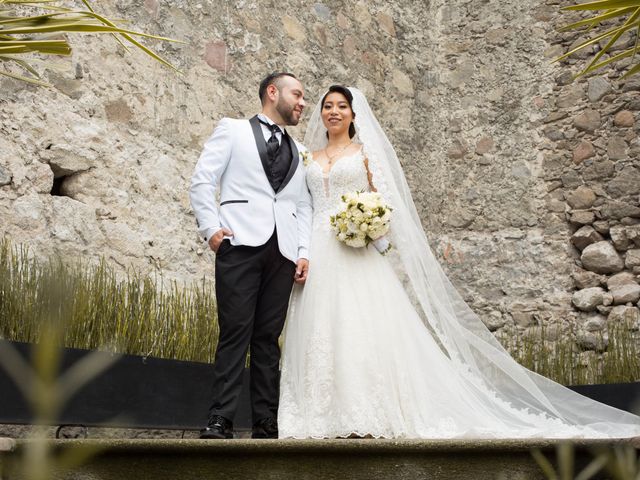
329, 191, 392, 254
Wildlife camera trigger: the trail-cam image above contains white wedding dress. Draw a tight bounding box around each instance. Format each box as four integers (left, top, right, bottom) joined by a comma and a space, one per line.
278, 87, 640, 440
278, 149, 635, 439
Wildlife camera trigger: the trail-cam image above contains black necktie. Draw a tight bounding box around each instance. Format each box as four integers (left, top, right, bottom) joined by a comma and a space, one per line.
259, 119, 281, 160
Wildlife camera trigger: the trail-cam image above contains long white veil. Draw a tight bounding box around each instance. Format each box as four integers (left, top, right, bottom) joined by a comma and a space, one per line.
304, 87, 640, 437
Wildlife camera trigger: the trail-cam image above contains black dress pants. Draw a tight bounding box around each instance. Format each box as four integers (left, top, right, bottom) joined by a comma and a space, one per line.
208, 231, 296, 423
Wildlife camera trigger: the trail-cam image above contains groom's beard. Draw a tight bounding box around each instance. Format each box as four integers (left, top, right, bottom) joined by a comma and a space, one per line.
276, 97, 300, 126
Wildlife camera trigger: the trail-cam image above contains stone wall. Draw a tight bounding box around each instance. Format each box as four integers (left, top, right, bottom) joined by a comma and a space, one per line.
1, 1, 638, 354
540, 4, 640, 352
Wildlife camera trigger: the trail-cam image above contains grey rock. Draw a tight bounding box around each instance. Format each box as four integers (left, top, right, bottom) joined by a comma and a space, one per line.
571, 225, 604, 251
546, 197, 566, 213
583, 313, 607, 331
568, 37, 596, 60
611, 283, 640, 304
11, 193, 46, 230
0, 165, 11, 186
483, 311, 506, 331
622, 75, 640, 92
597, 305, 613, 315
510, 310, 537, 328
573, 269, 605, 289
561, 170, 583, 188
627, 225, 640, 247
576, 330, 608, 352
587, 77, 611, 102
607, 305, 640, 329
592, 220, 610, 235
556, 72, 574, 86
572, 287, 606, 311
446, 208, 475, 228
544, 111, 568, 123
566, 186, 596, 209
41, 144, 94, 177
543, 127, 564, 141
610, 225, 630, 251
626, 249, 640, 269
547, 180, 563, 193
583, 160, 615, 181
569, 210, 595, 226
558, 84, 586, 109
581, 241, 625, 274
607, 271, 638, 289
606, 136, 628, 160
600, 201, 640, 220
606, 166, 640, 198
573, 110, 601, 133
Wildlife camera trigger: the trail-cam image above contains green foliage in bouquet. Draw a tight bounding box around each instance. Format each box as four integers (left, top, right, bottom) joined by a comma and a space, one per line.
0, 0, 180, 86
558, 0, 640, 79
0, 238, 218, 363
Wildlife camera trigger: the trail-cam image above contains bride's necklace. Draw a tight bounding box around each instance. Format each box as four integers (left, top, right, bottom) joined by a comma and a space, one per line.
324, 141, 352, 164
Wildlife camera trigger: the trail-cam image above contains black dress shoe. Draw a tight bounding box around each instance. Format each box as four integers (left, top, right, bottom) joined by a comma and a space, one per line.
252, 417, 278, 439
200, 415, 233, 439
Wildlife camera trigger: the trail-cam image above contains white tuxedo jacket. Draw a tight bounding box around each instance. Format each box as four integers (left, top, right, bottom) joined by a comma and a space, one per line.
189, 116, 313, 263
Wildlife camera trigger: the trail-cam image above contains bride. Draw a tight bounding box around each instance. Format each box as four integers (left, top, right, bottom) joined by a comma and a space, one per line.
277, 85, 640, 439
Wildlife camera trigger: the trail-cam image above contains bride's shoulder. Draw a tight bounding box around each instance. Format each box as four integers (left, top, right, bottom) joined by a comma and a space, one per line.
311, 150, 323, 159
348, 143, 364, 156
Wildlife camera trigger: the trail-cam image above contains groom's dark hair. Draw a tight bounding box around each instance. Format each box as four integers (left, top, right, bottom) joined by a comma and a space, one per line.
259, 72, 297, 105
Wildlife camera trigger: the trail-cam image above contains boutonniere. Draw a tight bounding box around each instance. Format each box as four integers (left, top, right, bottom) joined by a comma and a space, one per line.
300, 150, 312, 167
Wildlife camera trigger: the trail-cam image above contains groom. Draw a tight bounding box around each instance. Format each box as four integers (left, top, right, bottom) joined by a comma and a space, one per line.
189, 73, 312, 439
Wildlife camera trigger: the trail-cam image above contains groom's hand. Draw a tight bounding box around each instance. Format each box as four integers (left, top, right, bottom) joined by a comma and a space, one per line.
209, 228, 233, 253
294, 259, 309, 285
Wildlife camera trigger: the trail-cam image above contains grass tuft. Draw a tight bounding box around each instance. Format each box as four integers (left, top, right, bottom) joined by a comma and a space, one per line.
0, 238, 218, 363
497, 321, 640, 385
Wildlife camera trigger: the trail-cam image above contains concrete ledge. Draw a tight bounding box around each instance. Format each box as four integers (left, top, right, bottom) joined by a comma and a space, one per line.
1, 438, 638, 480
15, 436, 637, 452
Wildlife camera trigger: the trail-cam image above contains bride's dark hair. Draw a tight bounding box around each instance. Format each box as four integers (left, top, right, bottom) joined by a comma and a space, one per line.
321, 85, 356, 138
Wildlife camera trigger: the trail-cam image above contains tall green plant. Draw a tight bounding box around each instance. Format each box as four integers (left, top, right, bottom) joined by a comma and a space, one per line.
497, 323, 640, 386
558, 0, 640, 79
532, 443, 640, 480
0, 238, 218, 363
0, 0, 180, 85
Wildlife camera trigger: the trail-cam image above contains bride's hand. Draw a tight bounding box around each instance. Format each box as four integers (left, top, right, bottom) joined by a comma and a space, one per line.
294, 259, 309, 284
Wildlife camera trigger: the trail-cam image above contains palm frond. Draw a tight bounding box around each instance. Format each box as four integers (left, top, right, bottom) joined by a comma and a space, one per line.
0, 0, 181, 85
558, 0, 640, 79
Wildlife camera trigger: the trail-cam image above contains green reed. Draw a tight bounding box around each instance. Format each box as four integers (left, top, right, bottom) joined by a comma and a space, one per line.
0, 238, 218, 364
498, 321, 640, 386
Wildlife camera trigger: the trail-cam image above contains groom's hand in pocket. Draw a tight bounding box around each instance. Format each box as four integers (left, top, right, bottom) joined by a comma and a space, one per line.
209, 228, 234, 253
294, 259, 309, 285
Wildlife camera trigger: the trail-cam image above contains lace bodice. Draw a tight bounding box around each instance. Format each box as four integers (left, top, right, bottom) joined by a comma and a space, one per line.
307, 150, 370, 230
